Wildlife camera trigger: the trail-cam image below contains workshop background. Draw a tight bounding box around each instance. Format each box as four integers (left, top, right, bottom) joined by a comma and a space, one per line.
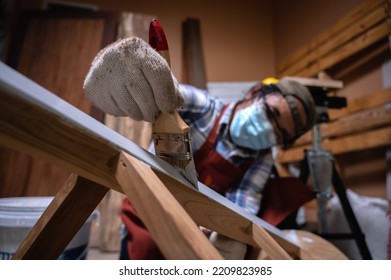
0, 0, 390, 260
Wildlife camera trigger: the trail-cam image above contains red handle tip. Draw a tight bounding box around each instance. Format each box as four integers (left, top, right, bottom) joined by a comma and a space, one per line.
149, 19, 169, 51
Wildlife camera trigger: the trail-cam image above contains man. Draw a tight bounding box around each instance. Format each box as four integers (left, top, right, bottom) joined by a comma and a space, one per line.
83, 37, 317, 260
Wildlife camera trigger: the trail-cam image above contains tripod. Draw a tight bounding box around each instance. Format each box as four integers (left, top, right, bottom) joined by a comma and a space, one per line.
298, 124, 372, 260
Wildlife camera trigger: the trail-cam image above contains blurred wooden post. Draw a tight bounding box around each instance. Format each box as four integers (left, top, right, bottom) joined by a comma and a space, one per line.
91, 12, 155, 252
182, 18, 207, 89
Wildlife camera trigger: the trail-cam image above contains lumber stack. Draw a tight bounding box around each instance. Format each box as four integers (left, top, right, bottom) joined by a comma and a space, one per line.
277, 87, 391, 164
276, 0, 391, 166
277, 0, 390, 78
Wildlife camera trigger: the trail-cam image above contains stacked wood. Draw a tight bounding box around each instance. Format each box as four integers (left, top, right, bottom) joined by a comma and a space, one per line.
278, 87, 391, 164
277, 0, 391, 78
276, 0, 391, 166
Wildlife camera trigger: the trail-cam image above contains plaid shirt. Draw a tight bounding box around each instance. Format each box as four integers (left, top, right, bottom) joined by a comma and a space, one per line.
178, 84, 274, 215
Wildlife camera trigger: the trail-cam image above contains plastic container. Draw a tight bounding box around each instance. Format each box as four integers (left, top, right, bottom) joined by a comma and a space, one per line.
0, 196, 98, 260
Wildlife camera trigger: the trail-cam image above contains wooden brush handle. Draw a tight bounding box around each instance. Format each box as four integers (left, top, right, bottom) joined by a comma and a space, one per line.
153, 111, 190, 134
149, 19, 189, 134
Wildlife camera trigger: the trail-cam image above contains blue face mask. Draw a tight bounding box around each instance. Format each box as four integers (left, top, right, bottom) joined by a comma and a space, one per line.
229, 102, 277, 150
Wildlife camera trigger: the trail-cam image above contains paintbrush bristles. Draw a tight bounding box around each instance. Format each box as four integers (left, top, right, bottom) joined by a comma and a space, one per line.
153, 130, 199, 187
155, 148, 198, 187
178, 160, 198, 188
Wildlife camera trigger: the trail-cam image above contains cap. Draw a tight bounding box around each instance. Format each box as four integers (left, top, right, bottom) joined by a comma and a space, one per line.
275, 79, 317, 145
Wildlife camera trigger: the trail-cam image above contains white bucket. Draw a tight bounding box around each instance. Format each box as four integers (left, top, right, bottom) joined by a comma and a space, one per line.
0, 196, 98, 260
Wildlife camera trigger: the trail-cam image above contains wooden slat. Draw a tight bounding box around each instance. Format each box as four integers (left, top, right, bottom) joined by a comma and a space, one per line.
332, 38, 390, 79
153, 169, 301, 258
284, 230, 348, 260
0, 84, 122, 192
288, 20, 391, 77
182, 18, 207, 89
325, 125, 391, 154
278, 0, 389, 76
116, 152, 222, 260
251, 224, 292, 260
294, 104, 391, 146
13, 174, 108, 259
329, 87, 391, 120
278, 126, 391, 163
278, 0, 388, 75
0, 62, 301, 258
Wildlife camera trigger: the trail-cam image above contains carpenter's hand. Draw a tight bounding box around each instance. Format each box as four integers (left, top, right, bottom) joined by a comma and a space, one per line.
83, 37, 184, 122
209, 231, 247, 260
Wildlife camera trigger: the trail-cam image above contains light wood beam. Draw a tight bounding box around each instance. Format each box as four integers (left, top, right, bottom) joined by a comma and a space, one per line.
278, 126, 391, 164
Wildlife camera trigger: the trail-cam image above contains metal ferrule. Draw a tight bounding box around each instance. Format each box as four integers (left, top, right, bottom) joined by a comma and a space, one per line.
152, 132, 192, 161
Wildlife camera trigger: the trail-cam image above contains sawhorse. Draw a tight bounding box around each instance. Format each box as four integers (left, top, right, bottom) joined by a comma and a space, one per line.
0, 62, 346, 260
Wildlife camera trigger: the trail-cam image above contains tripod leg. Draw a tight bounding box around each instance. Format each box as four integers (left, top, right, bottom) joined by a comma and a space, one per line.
332, 164, 372, 260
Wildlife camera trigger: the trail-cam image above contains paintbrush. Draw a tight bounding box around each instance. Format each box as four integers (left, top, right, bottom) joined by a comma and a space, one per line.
149, 19, 198, 189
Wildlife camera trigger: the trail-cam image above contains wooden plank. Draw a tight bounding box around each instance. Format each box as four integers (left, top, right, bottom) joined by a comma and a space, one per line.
282, 76, 343, 89
325, 125, 391, 154
283, 230, 348, 260
0, 62, 300, 258
294, 104, 391, 146
291, 20, 391, 77
329, 87, 391, 120
1, 11, 116, 198
279, 1, 389, 76
278, 126, 391, 163
13, 174, 108, 259
251, 224, 292, 260
0, 81, 122, 192
153, 169, 301, 258
182, 18, 207, 89
332, 38, 390, 79
116, 152, 222, 260
277, 0, 386, 74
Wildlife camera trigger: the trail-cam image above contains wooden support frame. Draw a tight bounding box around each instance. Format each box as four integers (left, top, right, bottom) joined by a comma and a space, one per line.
116, 152, 222, 259
13, 175, 109, 259
0, 62, 347, 260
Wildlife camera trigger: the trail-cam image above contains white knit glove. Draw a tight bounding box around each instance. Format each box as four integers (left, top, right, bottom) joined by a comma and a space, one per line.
83, 37, 184, 122
209, 231, 247, 260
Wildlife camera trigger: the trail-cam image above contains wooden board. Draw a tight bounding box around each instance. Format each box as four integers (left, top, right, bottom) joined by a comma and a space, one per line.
277, 0, 390, 77
13, 174, 108, 259
1, 60, 351, 260
0, 11, 116, 197
278, 126, 391, 163
278, 0, 386, 74
0, 61, 302, 259
182, 18, 207, 89
294, 101, 391, 146
116, 152, 222, 259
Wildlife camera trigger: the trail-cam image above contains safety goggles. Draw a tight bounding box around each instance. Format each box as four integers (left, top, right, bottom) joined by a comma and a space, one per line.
259, 89, 292, 149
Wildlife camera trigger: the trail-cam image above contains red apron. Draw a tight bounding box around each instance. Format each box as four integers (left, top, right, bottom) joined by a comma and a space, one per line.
193, 105, 254, 194
120, 105, 315, 259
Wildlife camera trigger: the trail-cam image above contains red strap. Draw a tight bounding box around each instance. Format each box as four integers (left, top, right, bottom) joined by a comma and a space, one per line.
258, 177, 315, 226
